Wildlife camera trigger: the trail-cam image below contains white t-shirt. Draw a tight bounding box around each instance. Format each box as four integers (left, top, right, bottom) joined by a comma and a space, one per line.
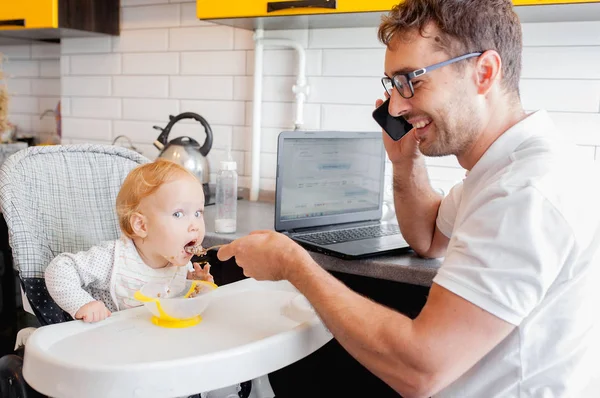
433, 110, 600, 397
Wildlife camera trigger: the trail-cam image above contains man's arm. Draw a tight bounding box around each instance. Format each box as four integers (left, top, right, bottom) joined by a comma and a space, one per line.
382, 130, 448, 258
218, 232, 514, 397
392, 156, 448, 258
292, 262, 514, 398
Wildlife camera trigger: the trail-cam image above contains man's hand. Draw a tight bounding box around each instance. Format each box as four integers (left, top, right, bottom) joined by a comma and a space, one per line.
187, 262, 214, 283
217, 231, 316, 282
75, 301, 111, 323
376, 98, 421, 164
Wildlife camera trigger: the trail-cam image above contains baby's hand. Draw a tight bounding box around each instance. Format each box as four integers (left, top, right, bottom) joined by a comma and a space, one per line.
187, 262, 214, 283
75, 301, 111, 323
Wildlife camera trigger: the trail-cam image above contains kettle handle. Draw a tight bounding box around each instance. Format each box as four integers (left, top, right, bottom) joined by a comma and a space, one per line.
154, 112, 213, 156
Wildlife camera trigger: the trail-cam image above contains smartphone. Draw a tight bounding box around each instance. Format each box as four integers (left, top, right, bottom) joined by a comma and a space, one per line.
372, 98, 413, 141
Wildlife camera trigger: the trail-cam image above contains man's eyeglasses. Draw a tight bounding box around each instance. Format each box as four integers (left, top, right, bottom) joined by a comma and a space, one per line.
381, 52, 482, 99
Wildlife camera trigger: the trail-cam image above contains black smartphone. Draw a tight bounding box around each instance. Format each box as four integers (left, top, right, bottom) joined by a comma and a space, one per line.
372, 98, 413, 141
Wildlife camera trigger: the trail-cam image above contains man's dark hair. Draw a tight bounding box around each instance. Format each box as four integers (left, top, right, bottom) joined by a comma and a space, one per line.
378, 0, 522, 95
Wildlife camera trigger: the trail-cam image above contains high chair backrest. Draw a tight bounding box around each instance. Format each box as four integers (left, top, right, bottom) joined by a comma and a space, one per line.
0, 144, 149, 325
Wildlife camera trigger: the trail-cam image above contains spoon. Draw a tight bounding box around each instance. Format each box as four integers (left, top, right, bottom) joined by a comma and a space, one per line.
185, 244, 224, 262
160, 245, 219, 298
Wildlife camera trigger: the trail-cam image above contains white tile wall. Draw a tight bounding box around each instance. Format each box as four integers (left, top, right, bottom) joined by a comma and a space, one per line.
0, 43, 60, 139
71, 97, 122, 119
58, 1, 600, 191
180, 51, 246, 75
62, 77, 112, 97
169, 76, 233, 99
113, 75, 169, 98
169, 26, 234, 51
62, 37, 112, 54
121, 4, 180, 30
70, 54, 122, 75
114, 29, 169, 52
123, 53, 179, 75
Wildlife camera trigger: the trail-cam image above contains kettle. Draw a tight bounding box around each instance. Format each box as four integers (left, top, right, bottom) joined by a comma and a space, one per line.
153, 112, 213, 202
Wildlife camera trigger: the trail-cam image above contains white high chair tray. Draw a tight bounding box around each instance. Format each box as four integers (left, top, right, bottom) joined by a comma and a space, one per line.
23, 278, 333, 398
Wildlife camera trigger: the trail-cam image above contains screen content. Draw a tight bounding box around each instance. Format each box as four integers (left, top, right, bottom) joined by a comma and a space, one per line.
279, 137, 383, 221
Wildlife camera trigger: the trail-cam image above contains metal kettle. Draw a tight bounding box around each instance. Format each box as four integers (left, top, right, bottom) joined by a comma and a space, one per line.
153, 112, 213, 201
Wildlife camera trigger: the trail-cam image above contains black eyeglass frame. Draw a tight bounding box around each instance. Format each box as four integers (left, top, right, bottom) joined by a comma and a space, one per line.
381, 52, 483, 99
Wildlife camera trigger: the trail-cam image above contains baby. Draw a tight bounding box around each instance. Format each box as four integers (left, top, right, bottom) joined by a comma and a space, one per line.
45, 158, 213, 323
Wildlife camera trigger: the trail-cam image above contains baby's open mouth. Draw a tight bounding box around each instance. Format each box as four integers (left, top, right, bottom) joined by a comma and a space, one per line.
184, 240, 197, 253
184, 240, 204, 255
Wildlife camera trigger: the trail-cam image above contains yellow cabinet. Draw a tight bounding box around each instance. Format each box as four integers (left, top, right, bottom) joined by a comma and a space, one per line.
198, 0, 600, 19
0, 0, 119, 44
0, 0, 57, 30
197, 0, 397, 19
197, 0, 600, 29
197, 0, 402, 29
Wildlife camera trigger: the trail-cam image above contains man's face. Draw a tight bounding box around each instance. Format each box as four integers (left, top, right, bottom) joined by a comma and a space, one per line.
383, 25, 482, 157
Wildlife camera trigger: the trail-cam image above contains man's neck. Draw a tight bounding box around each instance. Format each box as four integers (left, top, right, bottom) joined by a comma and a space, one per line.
457, 101, 527, 170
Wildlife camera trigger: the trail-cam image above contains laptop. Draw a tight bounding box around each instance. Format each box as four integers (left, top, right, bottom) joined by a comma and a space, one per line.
274, 130, 411, 260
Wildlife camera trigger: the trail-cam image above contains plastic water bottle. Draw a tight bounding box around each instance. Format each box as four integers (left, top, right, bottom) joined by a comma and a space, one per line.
215, 155, 237, 234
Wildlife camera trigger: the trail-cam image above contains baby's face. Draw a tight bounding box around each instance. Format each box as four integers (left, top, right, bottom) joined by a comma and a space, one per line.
139, 173, 205, 267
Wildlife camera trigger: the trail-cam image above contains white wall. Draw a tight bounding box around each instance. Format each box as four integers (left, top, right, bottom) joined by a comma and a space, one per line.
0, 43, 61, 141
58, 0, 600, 194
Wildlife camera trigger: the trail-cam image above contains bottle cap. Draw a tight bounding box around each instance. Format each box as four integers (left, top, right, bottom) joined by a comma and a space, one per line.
220, 160, 237, 171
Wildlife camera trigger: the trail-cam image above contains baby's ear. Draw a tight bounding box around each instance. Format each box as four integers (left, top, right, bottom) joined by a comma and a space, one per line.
130, 212, 148, 238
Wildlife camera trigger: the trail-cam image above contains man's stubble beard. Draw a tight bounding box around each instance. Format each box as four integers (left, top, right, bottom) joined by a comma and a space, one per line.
419, 95, 481, 158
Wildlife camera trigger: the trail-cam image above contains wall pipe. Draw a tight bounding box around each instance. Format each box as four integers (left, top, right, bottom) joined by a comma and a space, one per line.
250, 29, 309, 201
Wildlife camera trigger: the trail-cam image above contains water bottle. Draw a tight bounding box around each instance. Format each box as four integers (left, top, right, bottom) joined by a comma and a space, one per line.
215, 157, 237, 234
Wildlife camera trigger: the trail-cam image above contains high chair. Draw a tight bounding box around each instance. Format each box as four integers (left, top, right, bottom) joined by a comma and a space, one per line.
0, 144, 149, 397
0, 144, 321, 398
0, 144, 314, 398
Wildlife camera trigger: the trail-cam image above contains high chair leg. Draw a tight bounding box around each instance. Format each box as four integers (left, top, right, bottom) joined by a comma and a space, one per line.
0, 354, 45, 398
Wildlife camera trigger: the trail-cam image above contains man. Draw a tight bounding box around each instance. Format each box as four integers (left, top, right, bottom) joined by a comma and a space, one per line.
219, 0, 600, 396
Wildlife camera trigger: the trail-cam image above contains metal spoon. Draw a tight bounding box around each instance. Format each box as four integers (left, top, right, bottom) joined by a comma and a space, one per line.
185, 244, 224, 263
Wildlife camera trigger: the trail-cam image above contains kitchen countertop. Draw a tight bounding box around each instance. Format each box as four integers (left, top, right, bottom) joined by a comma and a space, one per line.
202, 200, 442, 287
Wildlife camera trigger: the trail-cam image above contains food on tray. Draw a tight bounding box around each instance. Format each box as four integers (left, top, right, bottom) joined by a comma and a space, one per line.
187, 283, 203, 298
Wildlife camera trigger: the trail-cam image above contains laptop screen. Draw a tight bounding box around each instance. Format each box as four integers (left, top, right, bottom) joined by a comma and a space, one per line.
275, 131, 385, 232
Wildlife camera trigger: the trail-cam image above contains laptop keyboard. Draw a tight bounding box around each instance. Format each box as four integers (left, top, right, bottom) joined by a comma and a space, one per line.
295, 224, 401, 245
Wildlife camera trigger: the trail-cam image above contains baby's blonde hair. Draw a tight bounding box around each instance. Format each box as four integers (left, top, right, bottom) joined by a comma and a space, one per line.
116, 158, 200, 239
